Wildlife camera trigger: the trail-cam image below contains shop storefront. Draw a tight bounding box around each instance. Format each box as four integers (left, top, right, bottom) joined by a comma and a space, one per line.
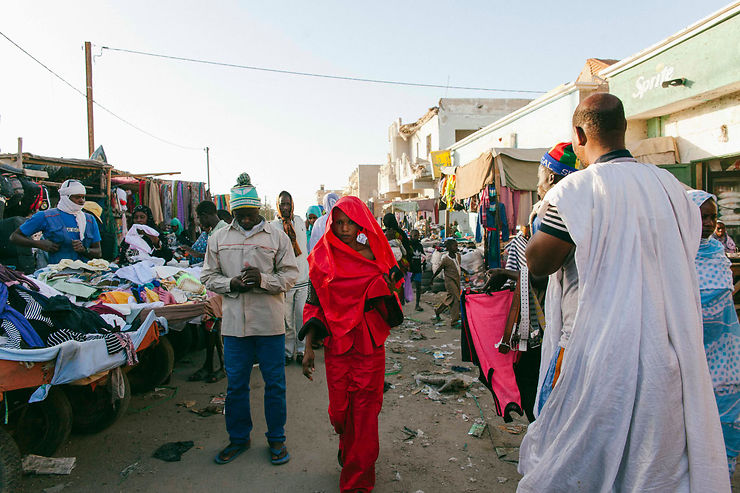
602, 3, 740, 223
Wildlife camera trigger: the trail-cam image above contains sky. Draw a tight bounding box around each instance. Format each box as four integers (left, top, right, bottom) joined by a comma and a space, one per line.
0, 0, 732, 214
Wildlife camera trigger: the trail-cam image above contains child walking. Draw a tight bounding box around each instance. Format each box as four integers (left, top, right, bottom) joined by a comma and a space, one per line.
431, 238, 461, 327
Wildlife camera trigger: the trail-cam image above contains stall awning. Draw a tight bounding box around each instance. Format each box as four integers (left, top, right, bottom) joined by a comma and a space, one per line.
454, 148, 547, 199
627, 136, 680, 165
384, 200, 419, 213
455, 152, 493, 200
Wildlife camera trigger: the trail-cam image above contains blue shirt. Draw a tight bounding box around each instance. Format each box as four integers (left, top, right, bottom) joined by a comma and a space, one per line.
20, 208, 101, 264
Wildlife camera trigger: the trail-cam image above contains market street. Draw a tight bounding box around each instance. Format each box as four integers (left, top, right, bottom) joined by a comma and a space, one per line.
23, 296, 525, 493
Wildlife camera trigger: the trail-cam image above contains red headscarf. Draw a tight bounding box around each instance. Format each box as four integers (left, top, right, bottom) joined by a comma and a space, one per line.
308, 196, 398, 337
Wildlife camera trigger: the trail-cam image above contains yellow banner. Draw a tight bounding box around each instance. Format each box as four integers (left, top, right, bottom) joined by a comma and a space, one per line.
430, 150, 451, 179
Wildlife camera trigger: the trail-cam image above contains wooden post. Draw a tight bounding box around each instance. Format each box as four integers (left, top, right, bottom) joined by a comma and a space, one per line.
205, 147, 211, 192
85, 41, 94, 157
15, 137, 23, 170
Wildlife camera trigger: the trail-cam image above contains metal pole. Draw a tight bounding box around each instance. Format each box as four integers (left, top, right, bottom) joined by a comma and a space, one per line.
84, 41, 94, 157
205, 146, 211, 191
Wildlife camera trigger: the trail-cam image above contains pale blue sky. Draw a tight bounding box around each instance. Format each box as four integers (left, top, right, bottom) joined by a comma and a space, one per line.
0, 1, 731, 213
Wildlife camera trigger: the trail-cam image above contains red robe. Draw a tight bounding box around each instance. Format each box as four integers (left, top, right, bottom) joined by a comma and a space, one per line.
304, 196, 400, 492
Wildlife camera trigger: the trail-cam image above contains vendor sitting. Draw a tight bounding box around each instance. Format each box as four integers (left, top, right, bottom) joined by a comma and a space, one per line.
10, 179, 101, 264
118, 205, 173, 265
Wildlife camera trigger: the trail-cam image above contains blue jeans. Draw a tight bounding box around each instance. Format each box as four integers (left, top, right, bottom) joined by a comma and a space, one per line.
223, 335, 287, 445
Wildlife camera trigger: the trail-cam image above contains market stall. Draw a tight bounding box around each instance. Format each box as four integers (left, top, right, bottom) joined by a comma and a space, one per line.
450, 148, 546, 268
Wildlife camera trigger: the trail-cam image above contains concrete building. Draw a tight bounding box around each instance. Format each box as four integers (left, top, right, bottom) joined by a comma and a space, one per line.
600, 3, 740, 187
448, 59, 615, 167
344, 164, 381, 203
315, 184, 343, 206
379, 98, 531, 201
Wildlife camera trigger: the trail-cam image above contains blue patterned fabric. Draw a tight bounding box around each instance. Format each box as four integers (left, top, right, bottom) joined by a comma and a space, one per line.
691, 188, 740, 470
191, 231, 208, 254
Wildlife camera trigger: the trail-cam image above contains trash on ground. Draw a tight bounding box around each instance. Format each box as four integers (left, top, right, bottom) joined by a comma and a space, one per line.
449, 457, 458, 462
119, 461, 140, 482
433, 351, 445, 360
152, 441, 194, 462
497, 477, 509, 484
383, 381, 394, 393
451, 365, 472, 373
390, 346, 406, 354
394, 471, 402, 481
191, 405, 223, 417
407, 355, 417, 360
415, 373, 473, 392
420, 385, 443, 401
23, 455, 76, 475
468, 421, 487, 438
210, 396, 226, 405
495, 446, 520, 464
177, 400, 196, 408
498, 424, 527, 435
409, 330, 427, 341
401, 426, 418, 441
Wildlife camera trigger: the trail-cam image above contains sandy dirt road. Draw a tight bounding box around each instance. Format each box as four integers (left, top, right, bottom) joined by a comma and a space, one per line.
23, 296, 525, 493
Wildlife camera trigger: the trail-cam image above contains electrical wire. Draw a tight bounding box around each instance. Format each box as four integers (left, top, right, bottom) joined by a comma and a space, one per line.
101, 45, 547, 94
0, 30, 202, 151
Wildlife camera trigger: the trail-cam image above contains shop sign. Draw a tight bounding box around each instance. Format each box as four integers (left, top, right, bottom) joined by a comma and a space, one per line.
632, 64, 675, 99
430, 150, 451, 179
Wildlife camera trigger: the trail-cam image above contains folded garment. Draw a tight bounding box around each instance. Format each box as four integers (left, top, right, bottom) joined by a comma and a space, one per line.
115, 259, 165, 285
98, 290, 134, 305
48, 258, 110, 272
176, 273, 206, 295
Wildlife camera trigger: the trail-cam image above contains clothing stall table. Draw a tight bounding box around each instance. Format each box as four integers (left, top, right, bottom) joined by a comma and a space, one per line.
0, 312, 162, 465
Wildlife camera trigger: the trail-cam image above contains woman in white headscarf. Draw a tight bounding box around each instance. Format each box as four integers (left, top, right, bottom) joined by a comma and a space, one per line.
308, 193, 340, 252
11, 179, 102, 264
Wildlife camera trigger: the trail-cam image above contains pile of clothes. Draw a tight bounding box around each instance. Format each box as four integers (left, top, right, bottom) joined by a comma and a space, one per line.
0, 268, 138, 364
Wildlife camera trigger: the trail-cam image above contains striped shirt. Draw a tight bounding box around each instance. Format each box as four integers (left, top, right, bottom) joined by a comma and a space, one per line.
540, 205, 574, 244
505, 233, 528, 272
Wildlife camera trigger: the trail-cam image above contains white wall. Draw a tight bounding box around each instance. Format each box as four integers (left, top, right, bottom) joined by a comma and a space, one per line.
661, 91, 740, 162
451, 90, 581, 166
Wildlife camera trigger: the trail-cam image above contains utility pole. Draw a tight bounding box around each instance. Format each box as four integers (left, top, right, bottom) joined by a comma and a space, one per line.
84, 41, 94, 157
205, 146, 211, 191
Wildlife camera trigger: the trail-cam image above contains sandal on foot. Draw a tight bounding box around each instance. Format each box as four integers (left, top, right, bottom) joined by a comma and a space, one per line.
269, 443, 291, 465
206, 369, 226, 383
188, 368, 210, 382
214, 441, 250, 464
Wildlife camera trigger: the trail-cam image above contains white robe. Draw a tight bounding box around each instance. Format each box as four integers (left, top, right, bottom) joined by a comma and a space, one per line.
518, 158, 729, 492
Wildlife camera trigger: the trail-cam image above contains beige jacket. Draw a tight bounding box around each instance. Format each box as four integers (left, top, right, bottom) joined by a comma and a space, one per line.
201, 220, 299, 337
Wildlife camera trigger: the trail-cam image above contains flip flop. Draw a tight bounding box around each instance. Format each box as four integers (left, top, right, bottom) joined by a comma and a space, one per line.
206, 369, 226, 383
214, 441, 250, 465
269, 443, 290, 465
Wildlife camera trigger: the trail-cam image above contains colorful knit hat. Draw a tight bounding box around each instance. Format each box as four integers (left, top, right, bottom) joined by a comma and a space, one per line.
230, 173, 261, 210
540, 142, 579, 176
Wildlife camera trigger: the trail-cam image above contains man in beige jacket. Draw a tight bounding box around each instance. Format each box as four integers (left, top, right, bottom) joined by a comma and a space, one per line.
201, 174, 298, 466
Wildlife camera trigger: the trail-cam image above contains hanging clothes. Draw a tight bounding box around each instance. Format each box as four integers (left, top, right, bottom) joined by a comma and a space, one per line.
148, 181, 165, 225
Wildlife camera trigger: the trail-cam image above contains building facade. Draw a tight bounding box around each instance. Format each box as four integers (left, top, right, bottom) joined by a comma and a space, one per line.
344, 164, 381, 203
601, 2, 740, 233
448, 59, 614, 167
379, 98, 531, 201
315, 184, 343, 207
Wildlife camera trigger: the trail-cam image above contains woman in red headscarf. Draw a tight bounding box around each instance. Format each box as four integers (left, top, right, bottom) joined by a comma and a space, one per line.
300, 196, 402, 493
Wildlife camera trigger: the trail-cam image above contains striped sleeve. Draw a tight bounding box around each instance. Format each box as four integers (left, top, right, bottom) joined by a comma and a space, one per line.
505, 234, 528, 271
539, 205, 574, 244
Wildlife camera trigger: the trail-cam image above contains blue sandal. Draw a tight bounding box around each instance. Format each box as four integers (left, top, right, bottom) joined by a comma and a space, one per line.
269, 443, 290, 465
214, 441, 250, 464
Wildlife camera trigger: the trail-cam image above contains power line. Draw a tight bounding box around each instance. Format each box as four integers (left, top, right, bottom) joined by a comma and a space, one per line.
0, 30, 202, 151
101, 45, 547, 94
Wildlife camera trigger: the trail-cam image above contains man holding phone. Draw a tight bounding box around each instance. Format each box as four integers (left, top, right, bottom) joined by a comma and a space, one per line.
201, 173, 299, 466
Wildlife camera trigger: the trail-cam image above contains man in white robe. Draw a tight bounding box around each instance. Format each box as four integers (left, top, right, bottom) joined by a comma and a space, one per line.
520, 93, 729, 492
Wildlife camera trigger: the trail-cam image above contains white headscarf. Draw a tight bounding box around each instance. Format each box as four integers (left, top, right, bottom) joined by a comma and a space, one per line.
57, 179, 87, 240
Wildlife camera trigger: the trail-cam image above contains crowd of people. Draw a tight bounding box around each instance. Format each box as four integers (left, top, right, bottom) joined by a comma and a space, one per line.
196, 92, 740, 493
5, 93, 738, 492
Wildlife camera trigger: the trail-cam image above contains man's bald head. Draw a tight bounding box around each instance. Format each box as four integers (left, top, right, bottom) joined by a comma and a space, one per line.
571, 93, 628, 166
